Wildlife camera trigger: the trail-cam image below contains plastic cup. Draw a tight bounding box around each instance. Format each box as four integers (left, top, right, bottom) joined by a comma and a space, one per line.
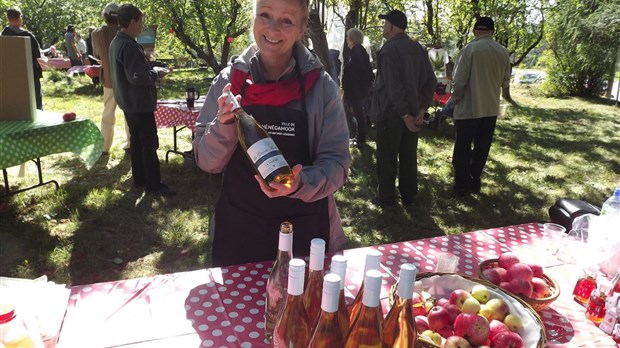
543, 223, 566, 254
556, 229, 585, 264
435, 252, 459, 273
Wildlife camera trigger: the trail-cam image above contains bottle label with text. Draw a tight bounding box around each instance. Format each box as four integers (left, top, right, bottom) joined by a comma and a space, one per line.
247, 138, 289, 178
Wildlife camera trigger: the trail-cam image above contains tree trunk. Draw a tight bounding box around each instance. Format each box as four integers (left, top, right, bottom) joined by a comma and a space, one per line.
605, 50, 618, 99
307, 9, 332, 80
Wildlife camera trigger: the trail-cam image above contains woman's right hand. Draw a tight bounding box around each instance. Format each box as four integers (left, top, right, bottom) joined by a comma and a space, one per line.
216, 83, 237, 125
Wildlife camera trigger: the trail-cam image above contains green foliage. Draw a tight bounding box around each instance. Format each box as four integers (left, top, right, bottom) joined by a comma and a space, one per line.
10, 0, 102, 48
543, 0, 620, 97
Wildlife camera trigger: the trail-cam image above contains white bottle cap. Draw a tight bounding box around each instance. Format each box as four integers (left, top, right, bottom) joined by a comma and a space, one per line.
309, 238, 326, 271
321, 273, 341, 313
330, 255, 347, 290
288, 259, 306, 296
278, 231, 293, 253
362, 269, 382, 308
397, 263, 418, 299
364, 249, 382, 273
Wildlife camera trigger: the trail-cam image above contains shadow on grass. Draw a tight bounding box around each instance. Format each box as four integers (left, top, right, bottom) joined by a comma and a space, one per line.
64, 157, 220, 285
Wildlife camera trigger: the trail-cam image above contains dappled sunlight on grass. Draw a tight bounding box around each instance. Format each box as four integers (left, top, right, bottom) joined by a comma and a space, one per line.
122, 252, 164, 280
82, 187, 124, 211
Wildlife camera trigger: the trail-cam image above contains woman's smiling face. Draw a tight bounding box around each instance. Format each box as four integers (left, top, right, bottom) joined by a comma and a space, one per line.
253, 0, 306, 62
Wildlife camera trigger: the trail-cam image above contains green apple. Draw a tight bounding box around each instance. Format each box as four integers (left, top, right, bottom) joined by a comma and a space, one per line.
471, 284, 491, 303
479, 304, 493, 320
485, 298, 509, 322
460, 297, 481, 314
421, 329, 442, 345
504, 314, 523, 332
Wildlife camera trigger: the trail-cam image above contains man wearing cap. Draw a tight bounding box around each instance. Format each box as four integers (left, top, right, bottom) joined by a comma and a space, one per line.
370, 9, 436, 207
450, 16, 510, 196
92, 3, 130, 155
2, 6, 45, 109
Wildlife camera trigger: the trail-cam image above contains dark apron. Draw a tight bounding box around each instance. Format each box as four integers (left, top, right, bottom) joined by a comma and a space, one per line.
212, 66, 330, 267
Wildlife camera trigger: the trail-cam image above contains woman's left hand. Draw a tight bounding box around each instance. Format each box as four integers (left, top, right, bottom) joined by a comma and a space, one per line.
255, 164, 303, 198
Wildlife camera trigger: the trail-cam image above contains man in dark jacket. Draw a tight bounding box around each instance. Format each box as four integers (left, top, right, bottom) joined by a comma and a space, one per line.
370, 10, 436, 207
109, 4, 175, 196
2, 6, 44, 109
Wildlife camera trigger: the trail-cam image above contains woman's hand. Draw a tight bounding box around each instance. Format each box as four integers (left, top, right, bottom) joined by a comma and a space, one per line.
255, 164, 303, 198
216, 83, 237, 125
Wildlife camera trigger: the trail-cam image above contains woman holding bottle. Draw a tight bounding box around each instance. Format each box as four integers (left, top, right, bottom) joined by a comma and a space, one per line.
193, 0, 351, 266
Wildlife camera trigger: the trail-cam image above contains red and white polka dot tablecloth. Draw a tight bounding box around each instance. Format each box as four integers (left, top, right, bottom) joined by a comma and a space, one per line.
155, 101, 203, 133
55, 223, 618, 347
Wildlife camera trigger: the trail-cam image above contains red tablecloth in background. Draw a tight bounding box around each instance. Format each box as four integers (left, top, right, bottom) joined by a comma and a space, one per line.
55, 224, 619, 347
154, 101, 203, 132
38, 58, 71, 70
66, 65, 100, 78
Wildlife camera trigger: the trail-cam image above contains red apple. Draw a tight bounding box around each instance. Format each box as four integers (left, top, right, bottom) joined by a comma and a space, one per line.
437, 324, 454, 338
444, 335, 473, 348
490, 331, 525, 348
528, 263, 544, 277
414, 315, 429, 333
62, 112, 76, 121
427, 305, 451, 331
499, 281, 511, 291
483, 267, 507, 285
444, 303, 461, 323
506, 279, 533, 297
436, 297, 449, 307
411, 292, 426, 317
453, 313, 490, 346
506, 263, 533, 282
449, 289, 473, 309
498, 253, 520, 269
531, 277, 550, 298
489, 319, 509, 340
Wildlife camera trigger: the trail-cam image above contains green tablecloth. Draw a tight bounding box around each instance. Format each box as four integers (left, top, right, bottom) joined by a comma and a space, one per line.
0, 111, 103, 169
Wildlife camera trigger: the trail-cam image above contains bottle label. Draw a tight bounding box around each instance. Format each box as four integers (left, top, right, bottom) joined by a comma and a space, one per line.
247, 138, 289, 178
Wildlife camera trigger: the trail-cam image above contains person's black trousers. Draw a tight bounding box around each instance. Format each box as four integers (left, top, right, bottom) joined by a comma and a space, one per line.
376, 116, 418, 205
34, 77, 42, 110
123, 111, 161, 191
452, 116, 497, 192
344, 97, 367, 144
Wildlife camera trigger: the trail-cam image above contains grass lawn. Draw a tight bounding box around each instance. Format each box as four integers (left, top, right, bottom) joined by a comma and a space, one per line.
0, 69, 618, 286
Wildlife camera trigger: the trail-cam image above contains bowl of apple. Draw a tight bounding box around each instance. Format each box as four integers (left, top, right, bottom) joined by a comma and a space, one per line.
478, 252, 560, 312
389, 272, 546, 348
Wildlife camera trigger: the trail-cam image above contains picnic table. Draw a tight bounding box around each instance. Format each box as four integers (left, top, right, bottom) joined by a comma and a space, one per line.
155, 99, 203, 162
54, 223, 618, 347
0, 111, 103, 196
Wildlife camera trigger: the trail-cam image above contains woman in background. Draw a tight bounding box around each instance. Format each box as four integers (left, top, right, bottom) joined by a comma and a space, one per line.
342, 27, 374, 148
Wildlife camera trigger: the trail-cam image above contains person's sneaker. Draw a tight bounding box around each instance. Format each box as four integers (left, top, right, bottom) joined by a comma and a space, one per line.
146, 183, 176, 196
